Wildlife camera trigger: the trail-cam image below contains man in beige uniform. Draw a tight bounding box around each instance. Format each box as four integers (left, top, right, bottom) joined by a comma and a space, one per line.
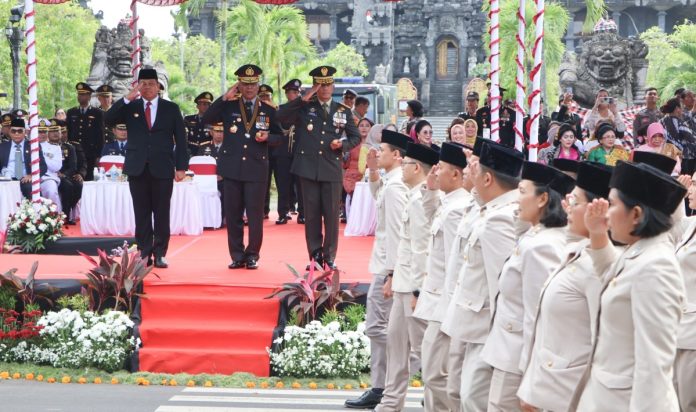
413, 142, 472, 411
376, 142, 440, 412
440, 142, 525, 412
345, 130, 410, 409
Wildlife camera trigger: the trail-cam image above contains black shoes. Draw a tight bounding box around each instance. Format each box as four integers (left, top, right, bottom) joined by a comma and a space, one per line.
228, 260, 246, 269
154, 257, 169, 268
275, 216, 289, 225
325, 260, 337, 270
344, 389, 383, 409
297, 216, 305, 224
246, 258, 259, 270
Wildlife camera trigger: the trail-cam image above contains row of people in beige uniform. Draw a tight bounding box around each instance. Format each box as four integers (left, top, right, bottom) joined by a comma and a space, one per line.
345, 130, 696, 412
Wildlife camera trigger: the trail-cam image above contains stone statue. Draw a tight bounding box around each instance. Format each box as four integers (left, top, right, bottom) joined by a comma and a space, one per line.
418, 52, 427, 79
467, 49, 477, 77
374, 64, 389, 84
86, 20, 169, 101
403, 57, 410, 74
558, 18, 649, 108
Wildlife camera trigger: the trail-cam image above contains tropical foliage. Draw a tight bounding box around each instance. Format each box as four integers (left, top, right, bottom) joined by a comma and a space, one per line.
641, 23, 696, 101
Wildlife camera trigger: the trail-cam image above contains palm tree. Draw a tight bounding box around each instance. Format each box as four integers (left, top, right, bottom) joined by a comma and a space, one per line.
642, 24, 696, 101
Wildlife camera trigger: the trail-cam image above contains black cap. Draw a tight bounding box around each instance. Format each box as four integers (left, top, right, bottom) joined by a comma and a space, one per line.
576, 161, 613, 199
631, 151, 677, 175
96, 84, 113, 96
405, 142, 439, 166
138, 68, 158, 81
194, 92, 214, 103
343, 89, 357, 97
473, 137, 504, 157
522, 161, 576, 196
610, 161, 687, 215
48, 118, 61, 131
282, 79, 302, 91
76, 82, 94, 94
550, 158, 580, 174
11, 109, 27, 119
479, 143, 524, 178
10, 117, 25, 128
309, 66, 337, 84
440, 142, 467, 168
466, 91, 479, 100
235, 64, 262, 83
258, 84, 274, 95
381, 130, 410, 151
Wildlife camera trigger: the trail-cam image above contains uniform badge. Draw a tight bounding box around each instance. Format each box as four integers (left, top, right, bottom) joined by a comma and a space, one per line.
307, 123, 314, 131
310, 107, 316, 113
134, 113, 139, 118
230, 125, 238, 134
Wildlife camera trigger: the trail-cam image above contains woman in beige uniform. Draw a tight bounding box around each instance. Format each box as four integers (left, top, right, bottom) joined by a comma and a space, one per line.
517, 162, 613, 412
572, 161, 686, 412
480, 161, 576, 411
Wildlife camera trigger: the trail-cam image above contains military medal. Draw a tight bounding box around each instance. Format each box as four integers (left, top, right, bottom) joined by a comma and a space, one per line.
239, 99, 259, 140
230, 125, 238, 133
307, 123, 314, 131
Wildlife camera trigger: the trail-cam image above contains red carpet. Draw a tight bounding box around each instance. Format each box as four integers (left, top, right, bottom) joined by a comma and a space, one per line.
2, 215, 374, 376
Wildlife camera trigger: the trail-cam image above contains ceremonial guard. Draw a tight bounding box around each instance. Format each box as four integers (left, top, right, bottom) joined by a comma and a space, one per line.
441, 141, 525, 411
52, 120, 80, 225
37, 119, 49, 143
458, 91, 480, 121
202, 64, 284, 270
345, 130, 410, 409
185, 92, 214, 156
571, 162, 686, 411
0, 117, 47, 198
96, 84, 115, 142
105, 68, 189, 268
199, 122, 226, 224
480, 161, 574, 410
258, 85, 275, 108
280, 79, 304, 223
518, 161, 611, 412
101, 124, 128, 156
66, 82, 104, 180
266, 81, 296, 224
276, 66, 361, 268
414, 142, 471, 412
40, 120, 66, 210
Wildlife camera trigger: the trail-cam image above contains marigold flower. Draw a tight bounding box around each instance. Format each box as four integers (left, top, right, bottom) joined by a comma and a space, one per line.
204, 380, 213, 387
259, 381, 269, 389
135, 377, 145, 385
78, 377, 87, 384
169, 379, 177, 386
61, 376, 71, 384
359, 382, 368, 389
12, 373, 20, 379
186, 380, 195, 387
142, 379, 150, 386
111, 378, 119, 384
47, 377, 56, 383
411, 380, 422, 388
327, 383, 335, 389
0, 372, 8, 379
344, 384, 353, 390
94, 378, 102, 384
25, 373, 34, 380
275, 381, 284, 388
161, 379, 168, 385
308, 382, 318, 389
36, 375, 44, 382
291, 382, 301, 389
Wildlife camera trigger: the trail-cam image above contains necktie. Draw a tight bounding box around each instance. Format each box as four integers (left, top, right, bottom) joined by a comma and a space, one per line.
14, 143, 23, 180
119, 142, 124, 151
245, 101, 253, 115
145, 101, 152, 130
323, 102, 330, 115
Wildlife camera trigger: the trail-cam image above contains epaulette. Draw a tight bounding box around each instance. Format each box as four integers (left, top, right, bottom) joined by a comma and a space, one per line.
337, 102, 352, 110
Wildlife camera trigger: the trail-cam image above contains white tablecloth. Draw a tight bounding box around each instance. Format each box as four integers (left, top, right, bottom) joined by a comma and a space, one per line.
80, 181, 203, 236
0, 181, 22, 232
344, 181, 377, 237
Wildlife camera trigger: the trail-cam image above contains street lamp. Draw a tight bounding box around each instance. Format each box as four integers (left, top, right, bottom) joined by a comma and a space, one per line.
6, 5, 24, 110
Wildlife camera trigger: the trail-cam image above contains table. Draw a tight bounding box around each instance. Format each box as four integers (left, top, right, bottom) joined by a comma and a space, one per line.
0, 181, 22, 233
80, 181, 203, 236
344, 181, 377, 237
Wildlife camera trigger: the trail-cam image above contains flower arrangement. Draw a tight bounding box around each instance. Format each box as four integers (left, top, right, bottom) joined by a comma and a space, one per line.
5, 198, 65, 253
0, 309, 139, 372
269, 320, 370, 378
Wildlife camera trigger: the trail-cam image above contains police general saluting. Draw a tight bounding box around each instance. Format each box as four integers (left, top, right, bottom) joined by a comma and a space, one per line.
202, 64, 284, 270
276, 66, 360, 269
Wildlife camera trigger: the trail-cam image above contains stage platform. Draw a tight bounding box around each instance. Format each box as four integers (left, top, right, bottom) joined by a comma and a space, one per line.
2, 215, 375, 376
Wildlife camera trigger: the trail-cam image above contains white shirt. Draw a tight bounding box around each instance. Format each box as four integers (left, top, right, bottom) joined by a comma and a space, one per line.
7, 140, 25, 179
123, 96, 159, 127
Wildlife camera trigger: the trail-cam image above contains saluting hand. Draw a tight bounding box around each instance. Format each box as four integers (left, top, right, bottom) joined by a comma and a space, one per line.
330, 139, 343, 150
125, 85, 140, 102
677, 174, 692, 191
223, 82, 240, 101
584, 198, 609, 236
426, 163, 440, 191
302, 84, 321, 102
366, 148, 379, 172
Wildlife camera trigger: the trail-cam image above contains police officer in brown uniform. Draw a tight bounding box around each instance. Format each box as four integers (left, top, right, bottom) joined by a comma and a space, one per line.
276, 66, 361, 269
66, 82, 105, 181
185, 92, 214, 156
96, 84, 115, 143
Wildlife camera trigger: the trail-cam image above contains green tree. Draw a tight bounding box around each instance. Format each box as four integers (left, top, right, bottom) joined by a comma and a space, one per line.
641, 23, 696, 102
0, 2, 99, 115
320, 42, 369, 78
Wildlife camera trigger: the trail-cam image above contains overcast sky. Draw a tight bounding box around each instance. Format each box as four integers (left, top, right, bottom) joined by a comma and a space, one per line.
87, 0, 179, 40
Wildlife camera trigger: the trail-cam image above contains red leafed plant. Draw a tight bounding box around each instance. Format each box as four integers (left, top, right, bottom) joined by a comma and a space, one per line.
0, 307, 44, 344
266, 263, 362, 326
0, 261, 56, 308
79, 248, 159, 314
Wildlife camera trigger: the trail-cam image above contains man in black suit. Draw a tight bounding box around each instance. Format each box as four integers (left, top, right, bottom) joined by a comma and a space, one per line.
101, 124, 128, 156
277, 66, 361, 269
202, 64, 284, 270
104, 68, 189, 268
66, 82, 105, 181
184, 92, 214, 156
281, 79, 305, 223
47, 120, 79, 221
0, 117, 47, 198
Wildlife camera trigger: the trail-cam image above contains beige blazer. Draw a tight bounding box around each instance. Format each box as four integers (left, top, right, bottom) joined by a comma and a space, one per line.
675, 217, 696, 350
440, 189, 526, 344
480, 225, 567, 373
517, 237, 601, 412
573, 234, 684, 412
368, 168, 409, 276
413, 188, 471, 322
392, 183, 432, 293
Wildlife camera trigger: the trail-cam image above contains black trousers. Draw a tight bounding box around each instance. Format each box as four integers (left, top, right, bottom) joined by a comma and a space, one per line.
19, 180, 31, 199
683, 158, 696, 215
264, 155, 292, 217
299, 177, 342, 262
217, 179, 225, 223
292, 175, 304, 217
128, 165, 173, 260
224, 178, 266, 261
85, 154, 97, 181
58, 176, 83, 214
